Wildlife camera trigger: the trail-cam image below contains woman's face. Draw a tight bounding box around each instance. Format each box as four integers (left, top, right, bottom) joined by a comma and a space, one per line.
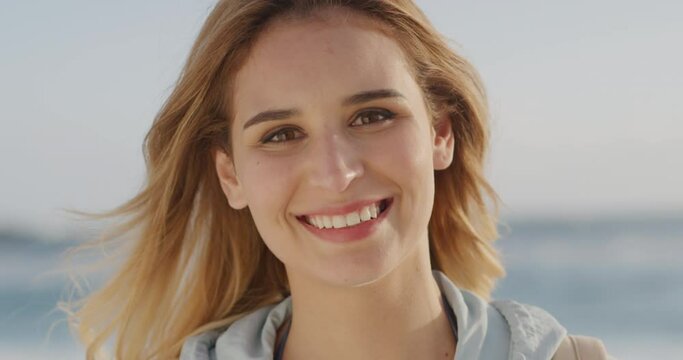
215, 12, 454, 288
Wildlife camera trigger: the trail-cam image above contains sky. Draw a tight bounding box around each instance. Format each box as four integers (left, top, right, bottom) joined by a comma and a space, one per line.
1, 0, 681, 234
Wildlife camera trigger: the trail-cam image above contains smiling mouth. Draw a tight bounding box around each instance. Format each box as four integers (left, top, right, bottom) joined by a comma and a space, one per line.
297, 198, 392, 230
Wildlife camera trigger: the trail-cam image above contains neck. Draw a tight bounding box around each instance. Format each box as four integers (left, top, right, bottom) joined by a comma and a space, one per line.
281, 239, 456, 360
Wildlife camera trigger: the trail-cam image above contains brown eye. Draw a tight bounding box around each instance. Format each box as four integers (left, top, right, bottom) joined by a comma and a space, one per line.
261, 127, 303, 144
350, 109, 396, 127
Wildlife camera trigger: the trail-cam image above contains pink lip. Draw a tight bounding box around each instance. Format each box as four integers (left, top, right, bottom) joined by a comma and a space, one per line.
297, 197, 387, 217
297, 198, 393, 243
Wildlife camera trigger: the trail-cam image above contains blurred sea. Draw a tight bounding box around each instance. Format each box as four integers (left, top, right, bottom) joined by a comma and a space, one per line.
1, 214, 682, 359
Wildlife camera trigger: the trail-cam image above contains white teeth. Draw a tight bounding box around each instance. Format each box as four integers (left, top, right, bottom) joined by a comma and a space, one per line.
369, 203, 378, 218
360, 206, 371, 221
306, 201, 384, 230
346, 212, 361, 226
332, 215, 346, 228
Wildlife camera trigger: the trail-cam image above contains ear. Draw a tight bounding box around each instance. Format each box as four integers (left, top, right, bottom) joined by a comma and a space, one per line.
213, 148, 248, 210
432, 112, 455, 171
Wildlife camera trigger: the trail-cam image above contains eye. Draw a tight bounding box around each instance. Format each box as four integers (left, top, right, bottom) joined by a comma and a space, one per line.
260, 127, 304, 144
350, 109, 396, 127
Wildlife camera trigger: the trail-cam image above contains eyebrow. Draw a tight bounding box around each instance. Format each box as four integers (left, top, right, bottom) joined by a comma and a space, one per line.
342, 88, 405, 106
242, 88, 405, 130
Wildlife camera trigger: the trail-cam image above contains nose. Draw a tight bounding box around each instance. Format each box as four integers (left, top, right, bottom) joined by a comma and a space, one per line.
307, 132, 364, 192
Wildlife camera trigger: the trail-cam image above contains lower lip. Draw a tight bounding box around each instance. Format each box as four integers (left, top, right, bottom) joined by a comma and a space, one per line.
298, 198, 393, 243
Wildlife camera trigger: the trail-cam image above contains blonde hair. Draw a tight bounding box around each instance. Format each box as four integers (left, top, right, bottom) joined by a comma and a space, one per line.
66, 0, 505, 358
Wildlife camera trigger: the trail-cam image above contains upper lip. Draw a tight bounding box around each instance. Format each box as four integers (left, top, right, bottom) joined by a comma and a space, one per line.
296, 197, 388, 217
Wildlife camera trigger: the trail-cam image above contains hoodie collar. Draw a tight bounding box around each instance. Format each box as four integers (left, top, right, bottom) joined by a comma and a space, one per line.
181, 270, 566, 360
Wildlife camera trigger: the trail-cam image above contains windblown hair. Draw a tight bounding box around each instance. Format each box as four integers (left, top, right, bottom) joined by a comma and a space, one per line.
66, 0, 505, 358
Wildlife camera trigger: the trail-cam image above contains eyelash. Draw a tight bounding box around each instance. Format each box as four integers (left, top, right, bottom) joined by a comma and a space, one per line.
259, 109, 396, 145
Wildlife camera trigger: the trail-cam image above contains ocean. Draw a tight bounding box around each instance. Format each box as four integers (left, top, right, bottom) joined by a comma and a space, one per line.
1, 215, 682, 359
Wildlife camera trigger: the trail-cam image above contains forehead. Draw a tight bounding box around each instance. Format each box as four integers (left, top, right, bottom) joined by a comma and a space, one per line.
232, 11, 417, 120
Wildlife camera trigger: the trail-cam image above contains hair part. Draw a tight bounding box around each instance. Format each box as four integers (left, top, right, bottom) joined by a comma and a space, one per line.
64, 1, 505, 358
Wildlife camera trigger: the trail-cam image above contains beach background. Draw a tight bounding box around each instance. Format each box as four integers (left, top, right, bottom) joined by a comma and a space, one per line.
1, 0, 681, 359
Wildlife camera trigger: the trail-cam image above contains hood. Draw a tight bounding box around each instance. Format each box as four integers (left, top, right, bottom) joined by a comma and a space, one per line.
180, 271, 567, 360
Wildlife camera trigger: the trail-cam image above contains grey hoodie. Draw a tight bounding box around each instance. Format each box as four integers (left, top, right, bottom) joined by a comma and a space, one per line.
180, 271, 567, 360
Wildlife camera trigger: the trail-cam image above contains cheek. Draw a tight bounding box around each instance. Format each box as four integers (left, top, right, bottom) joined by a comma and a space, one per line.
243, 156, 297, 196
372, 122, 434, 181
239, 154, 299, 233
238, 156, 302, 265
377, 122, 436, 227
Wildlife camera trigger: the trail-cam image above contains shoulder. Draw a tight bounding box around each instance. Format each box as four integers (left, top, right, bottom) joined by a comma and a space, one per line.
434, 270, 568, 360
180, 297, 292, 360
490, 299, 568, 359
441, 274, 613, 360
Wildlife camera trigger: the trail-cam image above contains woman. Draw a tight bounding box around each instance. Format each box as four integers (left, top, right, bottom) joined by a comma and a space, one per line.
69, 1, 611, 359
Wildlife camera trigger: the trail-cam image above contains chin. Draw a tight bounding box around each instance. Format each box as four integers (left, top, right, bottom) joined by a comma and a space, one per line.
312, 250, 402, 288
